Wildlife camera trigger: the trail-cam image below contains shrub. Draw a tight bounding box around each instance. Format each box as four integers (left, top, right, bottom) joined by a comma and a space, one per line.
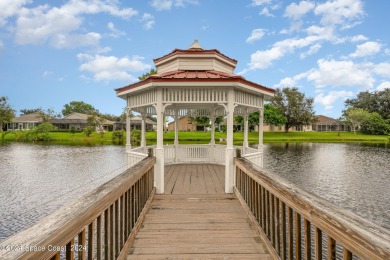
361, 113, 390, 135
112, 130, 125, 142
83, 126, 94, 137
131, 129, 141, 142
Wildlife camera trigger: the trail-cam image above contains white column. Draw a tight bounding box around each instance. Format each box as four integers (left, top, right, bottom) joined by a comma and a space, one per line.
243, 109, 249, 153
225, 89, 235, 193
258, 105, 264, 152
141, 114, 146, 148
210, 109, 215, 145
210, 108, 215, 162
174, 108, 179, 163
126, 108, 131, 152
154, 89, 165, 194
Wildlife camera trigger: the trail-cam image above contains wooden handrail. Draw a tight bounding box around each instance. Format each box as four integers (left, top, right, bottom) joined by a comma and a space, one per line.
0, 156, 156, 260
234, 157, 390, 260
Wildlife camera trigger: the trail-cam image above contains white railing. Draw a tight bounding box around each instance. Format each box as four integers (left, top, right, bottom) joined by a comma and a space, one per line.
127, 150, 148, 168
126, 145, 263, 167
245, 146, 258, 154
164, 145, 175, 164
177, 144, 211, 163
242, 151, 263, 168
214, 144, 226, 164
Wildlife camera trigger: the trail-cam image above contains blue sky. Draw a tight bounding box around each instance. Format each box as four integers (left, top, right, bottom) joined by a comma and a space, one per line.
0, 0, 389, 118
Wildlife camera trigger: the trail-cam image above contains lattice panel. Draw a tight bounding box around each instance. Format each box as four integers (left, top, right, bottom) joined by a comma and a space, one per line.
132, 106, 156, 116
234, 106, 259, 116
128, 89, 157, 107
234, 90, 262, 107
164, 108, 227, 117
163, 88, 227, 103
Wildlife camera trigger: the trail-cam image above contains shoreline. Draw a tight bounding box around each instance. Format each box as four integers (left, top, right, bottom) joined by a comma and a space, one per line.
1, 131, 389, 146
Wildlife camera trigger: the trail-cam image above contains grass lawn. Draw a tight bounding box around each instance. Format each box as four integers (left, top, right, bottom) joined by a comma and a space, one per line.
2, 130, 389, 145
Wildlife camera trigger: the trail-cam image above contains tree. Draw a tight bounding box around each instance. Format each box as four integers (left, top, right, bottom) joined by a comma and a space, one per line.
344, 108, 370, 134
138, 68, 157, 81
234, 115, 244, 131
0, 97, 15, 132
271, 88, 316, 132
189, 116, 209, 132
20, 107, 60, 122
248, 104, 286, 129
62, 101, 99, 116
360, 112, 389, 135
345, 89, 390, 119
87, 113, 105, 134
20, 108, 42, 115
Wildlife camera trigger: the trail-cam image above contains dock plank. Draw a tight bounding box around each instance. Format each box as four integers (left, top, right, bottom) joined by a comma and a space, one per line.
127, 192, 271, 259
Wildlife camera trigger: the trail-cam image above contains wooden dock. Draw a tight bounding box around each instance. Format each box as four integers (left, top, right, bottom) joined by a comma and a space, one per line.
127, 164, 271, 259
2, 158, 389, 260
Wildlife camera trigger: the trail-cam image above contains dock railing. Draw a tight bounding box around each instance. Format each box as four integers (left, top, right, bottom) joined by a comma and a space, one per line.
234, 156, 390, 260
0, 155, 156, 260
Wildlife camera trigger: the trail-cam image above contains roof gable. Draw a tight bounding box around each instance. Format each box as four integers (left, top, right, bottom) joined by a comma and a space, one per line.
12, 112, 42, 123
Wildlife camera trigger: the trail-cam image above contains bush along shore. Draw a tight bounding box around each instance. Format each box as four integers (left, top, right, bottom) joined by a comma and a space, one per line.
1, 129, 389, 145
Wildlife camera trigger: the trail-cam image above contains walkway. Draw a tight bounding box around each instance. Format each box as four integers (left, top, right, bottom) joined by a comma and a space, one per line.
127, 164, 271, 259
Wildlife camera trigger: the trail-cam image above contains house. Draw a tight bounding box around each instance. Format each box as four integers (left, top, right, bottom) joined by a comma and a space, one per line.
262, 124, 313, 132
313, 115, 350, 132
49, 112, 114, 131
4, 112, 43, 131
113, 116, 157, 131
167, 116, 197, 131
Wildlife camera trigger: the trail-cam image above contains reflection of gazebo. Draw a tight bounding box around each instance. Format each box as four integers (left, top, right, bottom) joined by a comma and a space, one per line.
115, 40, 274, 194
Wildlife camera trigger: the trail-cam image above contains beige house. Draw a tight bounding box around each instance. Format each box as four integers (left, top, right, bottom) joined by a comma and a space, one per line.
5, 112, 43, 131
167, 116, 197, 131
50, 112, 114, 131
313, 115, 350, 131
262, 124, 312, 132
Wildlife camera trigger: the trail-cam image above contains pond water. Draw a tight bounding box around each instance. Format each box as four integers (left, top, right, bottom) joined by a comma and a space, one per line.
0, 142, 389, 241
262, 142, 390, 231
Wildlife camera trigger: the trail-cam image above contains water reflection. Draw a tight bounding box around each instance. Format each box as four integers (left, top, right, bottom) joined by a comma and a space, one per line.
0, 143, 126, 240
263, 142, 390, 230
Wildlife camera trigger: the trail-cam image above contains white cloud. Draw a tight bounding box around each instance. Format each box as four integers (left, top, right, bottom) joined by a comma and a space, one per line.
284, 1, 315, 20
248, 35, 328, 69
376, 81, 390, 91
349, 41, 381, 58
107, 22, 126, 38
274, 77, 297, 89
0, 0, 31, 27
306, 59, 375, 89
300, 43, 321, 59
50, 32, 101, 49
150, 0, 198, 11
314, 0, 364, 26
259, 7, 274, 17
251, 0, 273, 6
315, 90, 354, 110
13, 0, 137, 48
246, 29, 265, 43
43, 70, 52, 78
140, 13, 155, 30
373, 63, 390, 78
0, 40, 4, 51
351, 34, 368, 42
77, 53, 151, 82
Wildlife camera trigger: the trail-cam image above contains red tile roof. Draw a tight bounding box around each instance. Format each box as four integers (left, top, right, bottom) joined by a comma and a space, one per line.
153, 48, 237, 65
115, 70, 275, 95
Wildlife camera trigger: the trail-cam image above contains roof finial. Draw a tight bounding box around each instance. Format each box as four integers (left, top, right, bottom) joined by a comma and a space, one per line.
188, 39, 203, 50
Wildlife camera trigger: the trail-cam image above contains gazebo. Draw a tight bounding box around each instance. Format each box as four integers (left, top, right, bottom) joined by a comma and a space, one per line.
116, 40, 274, 194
